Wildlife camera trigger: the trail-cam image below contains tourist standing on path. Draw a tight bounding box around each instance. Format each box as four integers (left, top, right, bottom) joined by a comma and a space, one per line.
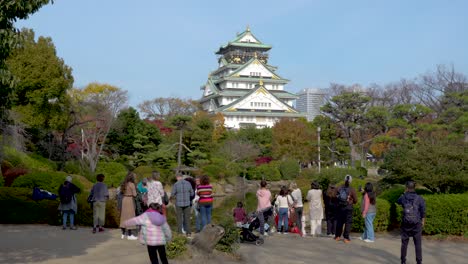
323, 184, 337, 237
256, 180, 272, 236
58, 175, 81, 230
171, 173, 194, 237
397, 181, 426, 264
360, 182, 377, 243
193, 177, 202, 233
334, 175, 358, 243
290, 182, 303, 235
147, 171, 165, 208
306, 181, 323, 237
124, 203, 172, 264
119, 172, 138, 240
275, 187, 293, 234
197, 175, 213, 230
90, 173, 109, 233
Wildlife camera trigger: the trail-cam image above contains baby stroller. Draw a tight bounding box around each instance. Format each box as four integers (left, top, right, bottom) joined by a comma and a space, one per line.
248, 207, 273, 232
239, 227, 264, 245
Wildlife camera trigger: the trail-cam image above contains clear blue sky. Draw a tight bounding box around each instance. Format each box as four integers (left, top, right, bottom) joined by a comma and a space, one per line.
16, 0, 468, 107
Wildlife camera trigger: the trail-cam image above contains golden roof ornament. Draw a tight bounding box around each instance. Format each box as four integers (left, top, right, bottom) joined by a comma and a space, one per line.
254, 52, 258, 59
259, 79, 264, 86
246, 25, 250, 32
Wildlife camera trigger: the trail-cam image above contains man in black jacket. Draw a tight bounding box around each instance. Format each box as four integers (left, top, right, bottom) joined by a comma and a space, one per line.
397, 181, 426, 264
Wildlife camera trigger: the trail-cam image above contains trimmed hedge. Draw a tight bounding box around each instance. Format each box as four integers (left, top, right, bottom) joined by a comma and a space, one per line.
0, 187, 119, 227
352, 198, 391, 232
12, 171, 84, 193
394, 193, 468, 236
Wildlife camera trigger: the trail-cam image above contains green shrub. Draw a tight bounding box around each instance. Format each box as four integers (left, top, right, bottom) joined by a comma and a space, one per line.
395, 193, 468, 236
249, 163, 281, 181
12, 171, 84, 193
133, 165, 154, 181
63, 160, 82, 175
356, 166, 368, 177
4, 147, 56, 171
279, 158, 299, 180
300, 167, 365, 189
0, 187, 61, 225
166, 235, 188, 259
215, 219, 240, 253
0, 187, 120, 227
0, 173, 4, 187
351, 198, 391, 232
95, 162, 128, 187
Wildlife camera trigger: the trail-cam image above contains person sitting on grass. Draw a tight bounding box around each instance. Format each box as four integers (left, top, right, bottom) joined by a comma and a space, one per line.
233, 201, 247, 227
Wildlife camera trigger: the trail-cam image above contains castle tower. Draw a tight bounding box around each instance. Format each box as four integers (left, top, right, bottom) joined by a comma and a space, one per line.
199, 27, 303, 129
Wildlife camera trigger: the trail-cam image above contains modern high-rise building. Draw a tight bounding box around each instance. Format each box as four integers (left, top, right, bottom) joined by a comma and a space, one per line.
296, 88, 327, 121
199, 27, 303, 129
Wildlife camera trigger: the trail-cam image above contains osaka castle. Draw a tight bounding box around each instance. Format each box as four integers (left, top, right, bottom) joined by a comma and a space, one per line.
199, 27, 303, 129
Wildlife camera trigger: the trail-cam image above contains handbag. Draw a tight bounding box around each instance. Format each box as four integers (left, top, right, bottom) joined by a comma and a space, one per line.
87, 193, 94, 204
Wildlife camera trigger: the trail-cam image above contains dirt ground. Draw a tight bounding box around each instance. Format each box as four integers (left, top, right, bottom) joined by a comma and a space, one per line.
0, 225, 465, 264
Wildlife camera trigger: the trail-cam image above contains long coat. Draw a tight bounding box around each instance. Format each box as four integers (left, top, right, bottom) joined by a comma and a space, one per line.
119, 182, 137, 228
307, 189, 324, 220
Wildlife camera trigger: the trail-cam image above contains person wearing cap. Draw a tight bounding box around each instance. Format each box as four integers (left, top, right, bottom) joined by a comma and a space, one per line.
58, 175, 81, 230
334, 175, 357, 243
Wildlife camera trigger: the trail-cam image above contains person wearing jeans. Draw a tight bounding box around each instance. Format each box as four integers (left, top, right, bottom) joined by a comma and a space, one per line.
275, 187, 293, 233
256, 180, 272, 235
58, 175, 80, 230
360, 182, 377, 242
196, 175, 213, 230
290, 182, 303, 235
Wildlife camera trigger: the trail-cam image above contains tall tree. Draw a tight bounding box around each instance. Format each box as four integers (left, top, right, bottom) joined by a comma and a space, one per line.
321, 91, 371, 166
0, 0, 51, 174
138, 97, 200, 120
70, 83, 128, 173
271, 118, 315, 162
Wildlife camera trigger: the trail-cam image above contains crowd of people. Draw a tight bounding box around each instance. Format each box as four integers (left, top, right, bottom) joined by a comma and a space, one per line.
56, 172, 426, 264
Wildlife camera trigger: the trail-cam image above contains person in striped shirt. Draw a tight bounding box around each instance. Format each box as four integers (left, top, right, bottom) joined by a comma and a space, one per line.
197, 175, 213, 230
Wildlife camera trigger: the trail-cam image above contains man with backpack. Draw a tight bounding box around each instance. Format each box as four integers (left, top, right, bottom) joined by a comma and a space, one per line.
397, 181, 426, 264
58, 175, 81, 230
334, 175, 357, 243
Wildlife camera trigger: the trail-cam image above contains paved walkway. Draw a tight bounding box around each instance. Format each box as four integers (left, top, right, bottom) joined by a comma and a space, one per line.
0, 225, 465, 264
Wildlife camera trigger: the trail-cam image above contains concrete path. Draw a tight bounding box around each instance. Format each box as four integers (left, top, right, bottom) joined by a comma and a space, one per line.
0, 225, 465, 264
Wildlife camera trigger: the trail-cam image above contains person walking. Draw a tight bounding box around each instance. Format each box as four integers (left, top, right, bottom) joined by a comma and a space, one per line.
306, 181, 323, 237
124, 203, 172, 264
275, 187, 293, 234
171, 173, 194, 237
360, 182, 377, 243
397, 181, 426, 264
334, 175, 358, 243
323, 184, 337, 237
290, 182, 304, 236
90, 173, 109, 233
58, 175, 81, 230
119, 172, 138, 240
197, 175, 213, 230
256, 180, 272, 236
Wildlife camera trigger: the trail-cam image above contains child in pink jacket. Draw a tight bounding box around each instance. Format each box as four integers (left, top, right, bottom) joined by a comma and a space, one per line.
125, 203, 172, 264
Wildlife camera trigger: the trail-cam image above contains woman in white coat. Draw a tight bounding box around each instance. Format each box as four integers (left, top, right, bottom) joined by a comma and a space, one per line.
306, 181, 324, 236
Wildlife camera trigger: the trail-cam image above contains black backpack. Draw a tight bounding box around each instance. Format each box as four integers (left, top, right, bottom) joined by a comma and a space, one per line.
403, 198, 420, 224
337, 187, 349, 206
59, 184, 73, 204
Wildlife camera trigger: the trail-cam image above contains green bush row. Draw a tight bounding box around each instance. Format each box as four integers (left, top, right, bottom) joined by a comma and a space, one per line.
0, 187, 120, 227
351, 198, 391, 232
11, 171, 84, 193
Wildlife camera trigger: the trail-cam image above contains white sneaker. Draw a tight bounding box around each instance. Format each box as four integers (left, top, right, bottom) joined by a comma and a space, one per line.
364, 239, 374, 243
121, 234, 125, 239
358, 237, 363, 241
127, 235, 138, 240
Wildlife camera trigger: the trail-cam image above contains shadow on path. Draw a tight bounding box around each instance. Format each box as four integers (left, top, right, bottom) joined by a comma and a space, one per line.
0, 225, 112, 263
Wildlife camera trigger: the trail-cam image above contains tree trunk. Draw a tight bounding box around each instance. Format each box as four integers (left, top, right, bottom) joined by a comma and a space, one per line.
177, 129, 183, 174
